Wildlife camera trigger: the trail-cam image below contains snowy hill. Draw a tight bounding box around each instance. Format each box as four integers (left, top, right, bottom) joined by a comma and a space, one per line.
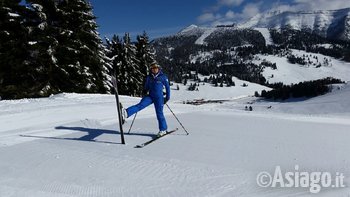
221, 82, 350, 116
254, 49, 350, 84
1, 82, 350, 196
238, 8, 350, 40
260, 82, 350, 116
171, 76, 269, 101
176, 25, 264, 46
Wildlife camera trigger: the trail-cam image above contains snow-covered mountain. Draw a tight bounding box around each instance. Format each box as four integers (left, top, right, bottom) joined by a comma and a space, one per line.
175, 8, 350, 43
153, 21, 350, 88
176, 8, 350, 42
238, 8, 350, 40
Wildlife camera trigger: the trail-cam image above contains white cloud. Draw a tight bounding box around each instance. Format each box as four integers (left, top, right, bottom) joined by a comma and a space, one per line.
241, 2, 262, 20
198, 1, 263, 26
197, 13, 221, 23
197, 0, 350, 27
225, 10, 235, 19
197, 0, 264, 25
269, 0, 350, 12
293, 0, 350, 11
206, 0, 246, 12
218, 0, 245, 6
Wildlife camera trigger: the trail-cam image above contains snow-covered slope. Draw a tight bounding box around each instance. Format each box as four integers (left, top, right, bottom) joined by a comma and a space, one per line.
260, 83, 350, 116
222, 82, 350, 116
194, 27, 216, 45
254, 28, 273, 45
1, 81, 350, 196
238, 8, 350, 40
254, 49, 350, 84
171, 76, 269, 101
176, 24, 206, 37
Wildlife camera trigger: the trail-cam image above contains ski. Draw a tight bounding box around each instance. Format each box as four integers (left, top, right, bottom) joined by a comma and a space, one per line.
134, 128, 179, 148
111, 75, 125, 144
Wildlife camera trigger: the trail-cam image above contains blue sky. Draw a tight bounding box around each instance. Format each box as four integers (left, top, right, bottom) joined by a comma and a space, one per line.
89, 0, 349, 40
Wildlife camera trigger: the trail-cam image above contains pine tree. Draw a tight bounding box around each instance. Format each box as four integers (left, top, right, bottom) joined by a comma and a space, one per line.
0, 0, 31, 99
25, 0, 109, 95
105, 34, 122, 91
107, 33, 144, 96
106, 34, 127, 94
53, 0, 109, 93
24, 0, 61, 97
1, 0, 110, 99
122, 33, 143, 96
135, 31, 155, 90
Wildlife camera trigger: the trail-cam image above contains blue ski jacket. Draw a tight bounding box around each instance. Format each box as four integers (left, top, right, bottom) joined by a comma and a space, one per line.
144, 70, 170, 100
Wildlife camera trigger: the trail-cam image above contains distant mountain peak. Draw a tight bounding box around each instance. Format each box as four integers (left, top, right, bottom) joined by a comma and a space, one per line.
178, 24, 199, 34
237, 7, 350, 40
177, 24, 208, 37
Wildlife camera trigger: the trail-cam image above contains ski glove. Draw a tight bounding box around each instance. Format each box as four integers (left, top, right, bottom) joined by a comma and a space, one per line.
164, 97, 169, 104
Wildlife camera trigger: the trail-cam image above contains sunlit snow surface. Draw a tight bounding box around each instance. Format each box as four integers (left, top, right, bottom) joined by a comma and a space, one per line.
0, 81, 350, 196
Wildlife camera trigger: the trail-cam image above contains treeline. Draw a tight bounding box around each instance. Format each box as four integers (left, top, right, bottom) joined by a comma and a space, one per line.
260, 77, 344, 100
105, 32, 155, 96
270, 28, 350, 61
0, 0, 109, 99
0, 0, 155, 99
205, 28, 266, 50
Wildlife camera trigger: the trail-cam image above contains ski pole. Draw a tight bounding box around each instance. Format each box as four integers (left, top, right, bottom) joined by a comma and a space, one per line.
165, 103, 189, 135
127, 112, 137, 134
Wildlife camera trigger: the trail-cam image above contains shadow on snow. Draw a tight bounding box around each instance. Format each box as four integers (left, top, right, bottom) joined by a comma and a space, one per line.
20, 126, 157, 145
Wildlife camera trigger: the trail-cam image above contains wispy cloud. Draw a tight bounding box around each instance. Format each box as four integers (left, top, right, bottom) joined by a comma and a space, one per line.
292, 0, 350, 11
269, 0, 350, 12
197, 0, 350, 26
198, 0, 247, 25
240, 2, 263, 20
218, 0, 245, 6
197, 13, 222, 23
198, 1, 264, 26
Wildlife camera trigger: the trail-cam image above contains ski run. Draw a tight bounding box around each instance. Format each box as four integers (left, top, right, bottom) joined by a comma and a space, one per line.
1, 79, 350, 196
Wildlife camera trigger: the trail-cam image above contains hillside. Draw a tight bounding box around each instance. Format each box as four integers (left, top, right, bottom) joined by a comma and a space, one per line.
255, 49, 350, 84
152, 24, 350, 89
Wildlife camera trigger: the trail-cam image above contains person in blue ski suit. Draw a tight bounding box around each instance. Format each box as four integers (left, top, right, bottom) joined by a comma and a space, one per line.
124, 63, 170, 135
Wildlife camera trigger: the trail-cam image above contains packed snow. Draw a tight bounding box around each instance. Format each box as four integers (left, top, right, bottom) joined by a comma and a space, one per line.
1, 78, 350, 196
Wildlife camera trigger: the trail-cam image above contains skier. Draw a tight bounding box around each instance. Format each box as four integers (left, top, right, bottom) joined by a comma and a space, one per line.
122, 62, 170, 136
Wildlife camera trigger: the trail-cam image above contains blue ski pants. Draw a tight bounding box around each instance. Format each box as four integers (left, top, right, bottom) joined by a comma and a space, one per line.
126, 96, 167, 131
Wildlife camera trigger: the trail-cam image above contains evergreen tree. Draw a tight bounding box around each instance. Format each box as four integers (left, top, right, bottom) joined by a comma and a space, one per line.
0, 0, 32, 99
24, 0, 61, 96
53, 0, 109, 93
105, 34, 123, 91
107, 33, 143, 96
123, 33, 143, 96
135, 31, 155, 83
1, 0, 110, 99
